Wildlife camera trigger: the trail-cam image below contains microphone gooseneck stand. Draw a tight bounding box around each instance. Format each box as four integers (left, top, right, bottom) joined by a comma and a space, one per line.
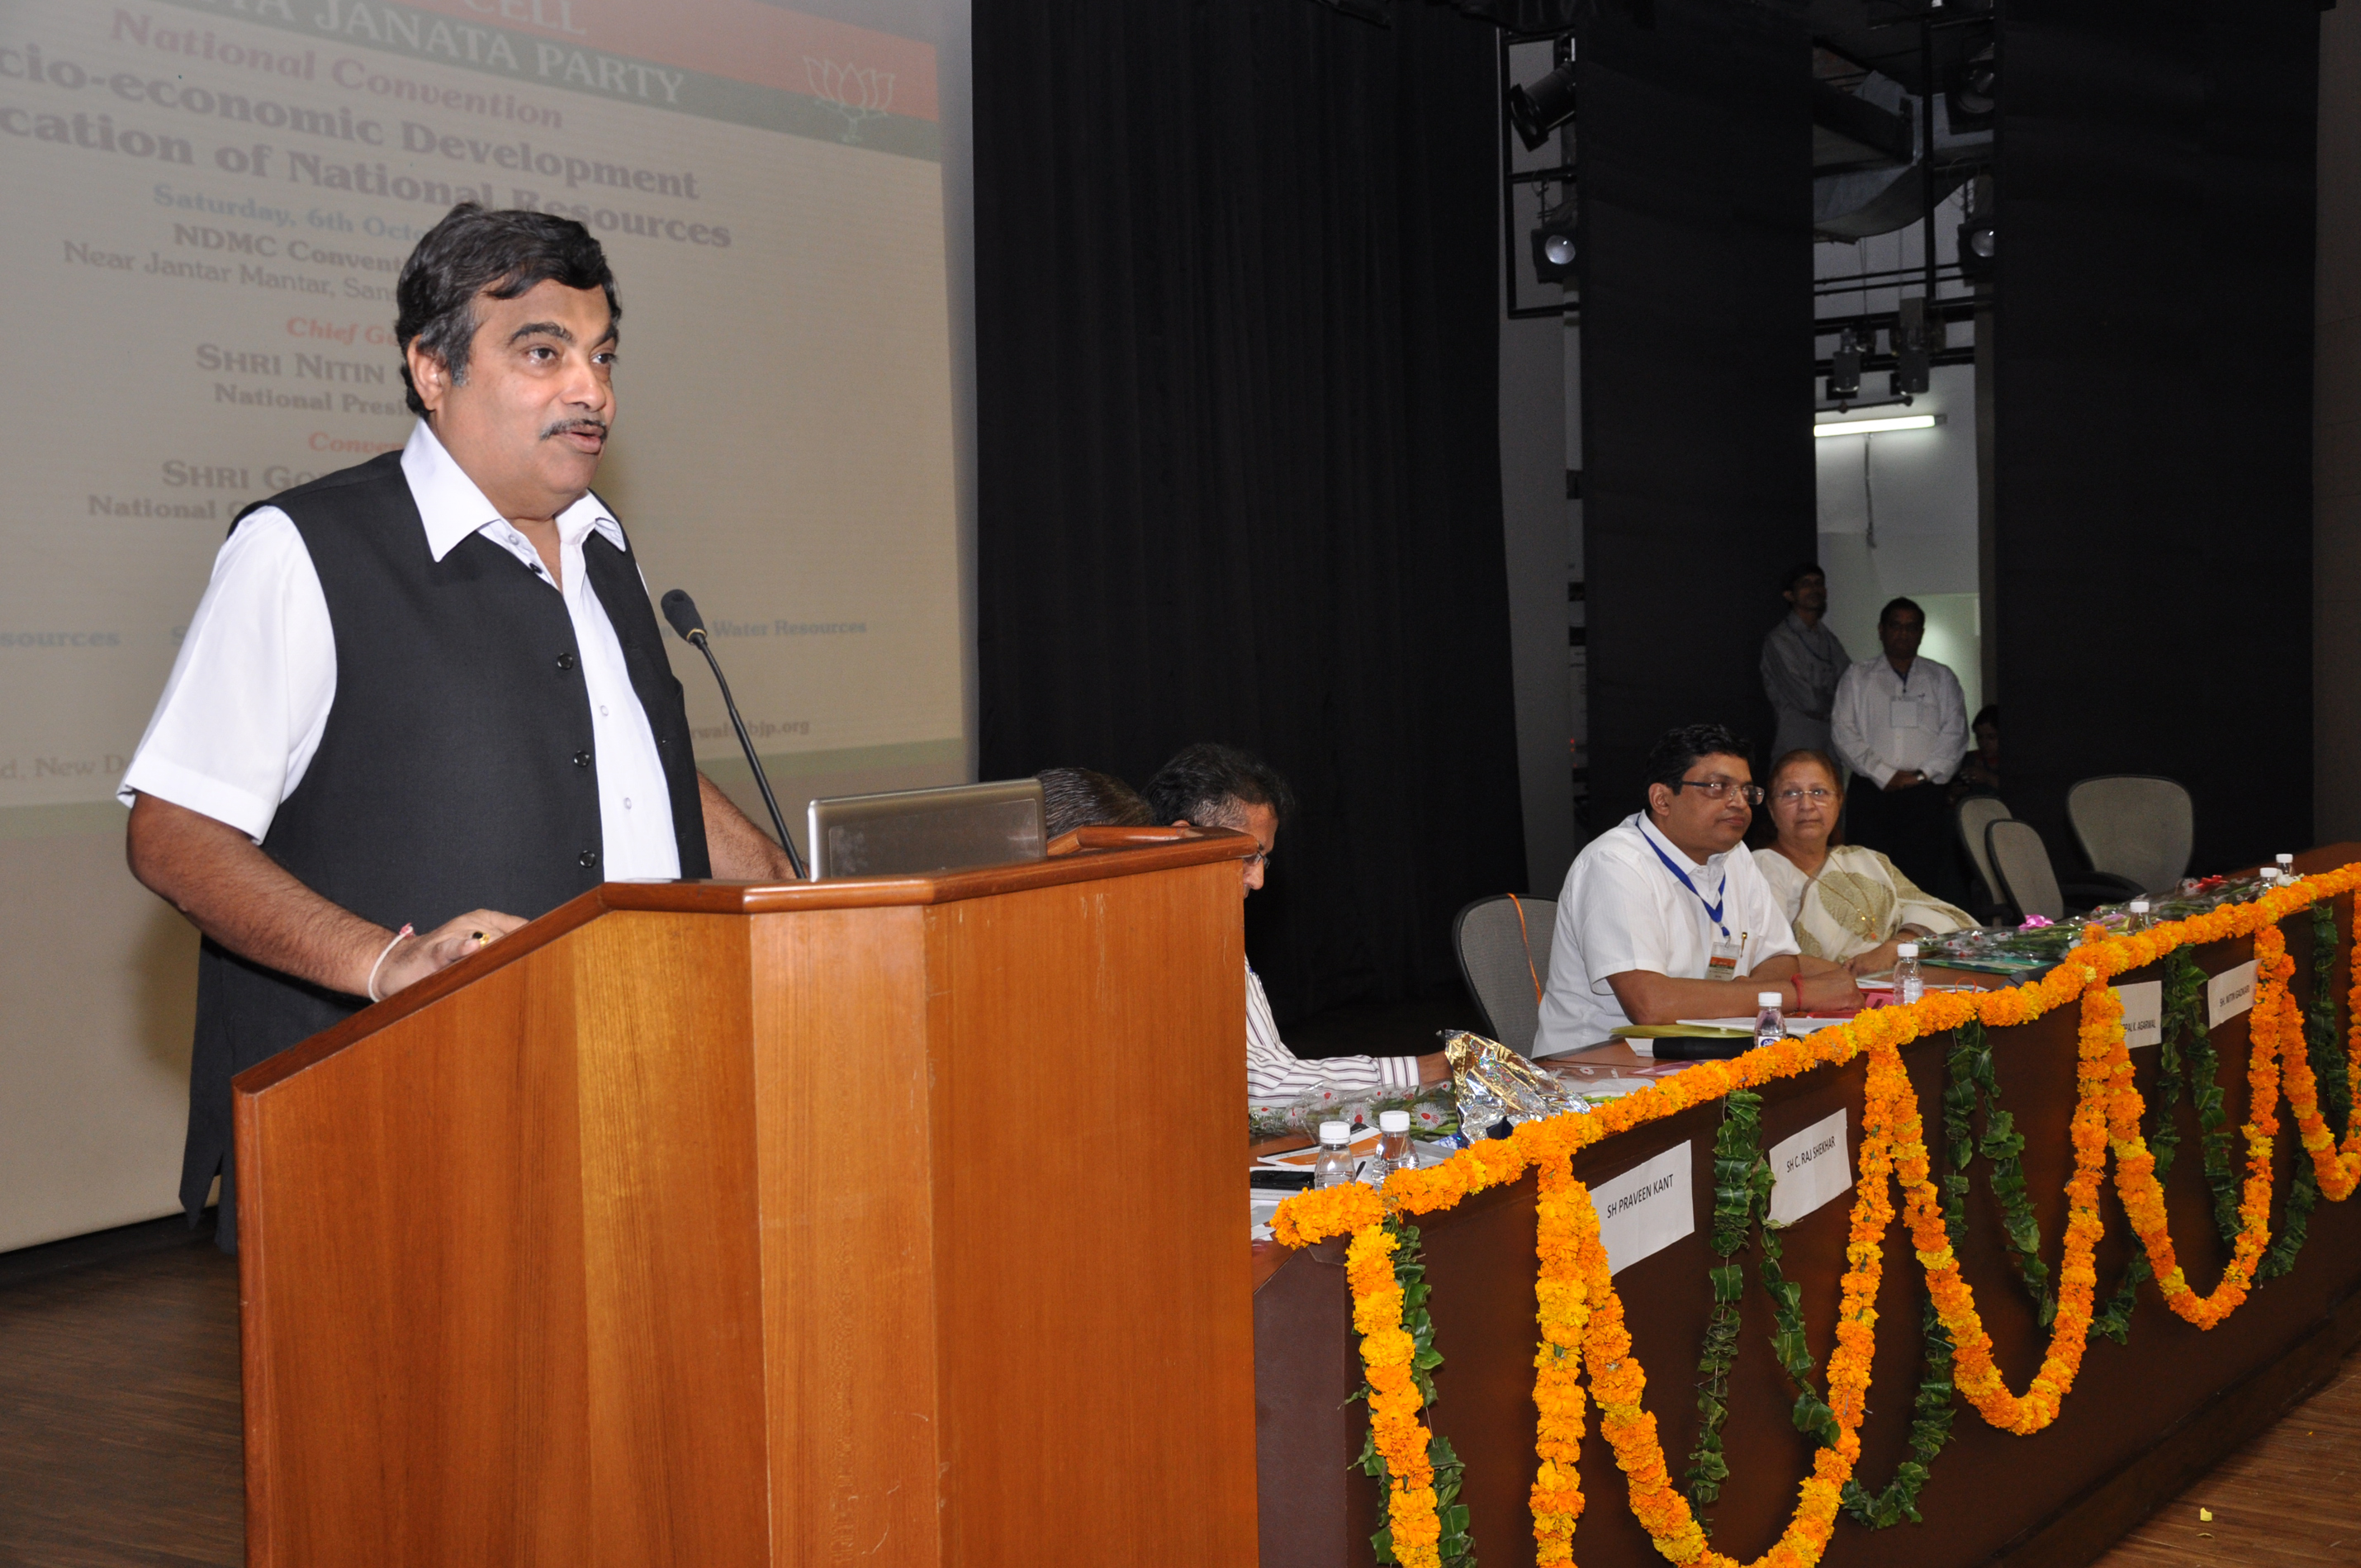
661, 589, 808, 880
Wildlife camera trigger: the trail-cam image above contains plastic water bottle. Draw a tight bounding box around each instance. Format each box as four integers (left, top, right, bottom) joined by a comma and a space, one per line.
2126, 899, 2152, 933
1895, 943, 1924, 1005
1312, 1121, 1358, 1189
1378, 1109, 1415, 1178
1755, 991, 1786, 1052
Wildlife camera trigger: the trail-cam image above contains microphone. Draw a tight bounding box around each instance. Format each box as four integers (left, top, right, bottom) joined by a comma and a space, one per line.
661, 589, 808, 880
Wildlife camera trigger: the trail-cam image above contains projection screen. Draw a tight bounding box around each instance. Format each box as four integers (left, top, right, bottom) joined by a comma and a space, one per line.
0, 0, 969, 1248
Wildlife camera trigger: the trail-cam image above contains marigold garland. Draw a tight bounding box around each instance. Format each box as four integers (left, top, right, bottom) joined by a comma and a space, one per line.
1530, 1132, 1590, 1565
1348, 1221, 1444, 1568
1268, 862, 2361, 1568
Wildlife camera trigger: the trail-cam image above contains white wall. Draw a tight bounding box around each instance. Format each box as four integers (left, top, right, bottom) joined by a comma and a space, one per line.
1814, 362, 1983, 718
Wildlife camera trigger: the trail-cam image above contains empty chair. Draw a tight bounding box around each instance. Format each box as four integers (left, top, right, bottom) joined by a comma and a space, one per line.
1453, 895, 1556, 1057
1984, 819, 2065, 924
1984, 820, 2145, 925
2067, 775, 2195, 897
1956, 795, 2014, 918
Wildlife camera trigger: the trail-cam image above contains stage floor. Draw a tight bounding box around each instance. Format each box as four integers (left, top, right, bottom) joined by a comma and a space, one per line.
0, 1217, 2354, 1567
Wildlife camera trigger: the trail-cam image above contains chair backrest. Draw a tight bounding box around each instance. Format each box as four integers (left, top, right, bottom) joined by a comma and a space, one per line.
1453, 895, 1556, 1057
1955, 795, 2013, 905
1985, 818, 2065, 923
2066, 775, 2194, 897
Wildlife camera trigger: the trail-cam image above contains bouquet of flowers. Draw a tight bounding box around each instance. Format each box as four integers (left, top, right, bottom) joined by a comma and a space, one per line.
1248, 1083, 1459, 1144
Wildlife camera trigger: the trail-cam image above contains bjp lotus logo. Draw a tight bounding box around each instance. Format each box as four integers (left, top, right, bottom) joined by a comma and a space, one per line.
807, 58, 895, 143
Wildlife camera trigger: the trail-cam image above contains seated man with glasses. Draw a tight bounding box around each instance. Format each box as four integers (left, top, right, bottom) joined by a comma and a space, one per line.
1144, 742, 1452, 1100
1534, 723, 1861, 1057
1755, 747, 1974, 977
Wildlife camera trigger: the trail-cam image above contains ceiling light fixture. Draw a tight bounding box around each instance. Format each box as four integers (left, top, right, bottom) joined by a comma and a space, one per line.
1812, 414, 1942, 437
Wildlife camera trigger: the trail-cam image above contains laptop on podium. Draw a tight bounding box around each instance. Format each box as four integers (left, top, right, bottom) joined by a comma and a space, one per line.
804, 779, 1047, 879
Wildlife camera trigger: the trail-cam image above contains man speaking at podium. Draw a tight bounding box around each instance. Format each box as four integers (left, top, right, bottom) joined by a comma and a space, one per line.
119, 205, 797, 1251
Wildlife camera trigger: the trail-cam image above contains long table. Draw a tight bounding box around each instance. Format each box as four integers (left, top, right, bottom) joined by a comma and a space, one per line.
1254, 846, 2361, 1567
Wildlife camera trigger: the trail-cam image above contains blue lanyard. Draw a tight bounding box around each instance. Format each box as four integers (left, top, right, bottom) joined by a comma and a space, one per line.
1641, 825, 1728, 936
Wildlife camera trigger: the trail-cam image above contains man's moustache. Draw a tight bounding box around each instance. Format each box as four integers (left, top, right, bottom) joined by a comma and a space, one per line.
543, 419, 609, 439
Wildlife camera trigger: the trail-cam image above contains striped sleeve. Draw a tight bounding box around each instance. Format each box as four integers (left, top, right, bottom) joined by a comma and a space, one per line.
1245, 964, 1420, 1100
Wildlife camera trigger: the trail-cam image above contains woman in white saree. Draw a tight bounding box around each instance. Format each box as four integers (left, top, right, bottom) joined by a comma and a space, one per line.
1754, 749, 1975, 975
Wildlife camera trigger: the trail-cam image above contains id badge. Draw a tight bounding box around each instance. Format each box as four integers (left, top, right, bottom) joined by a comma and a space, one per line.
1889, 698, 1922, 729
1706, 932, 1743, 980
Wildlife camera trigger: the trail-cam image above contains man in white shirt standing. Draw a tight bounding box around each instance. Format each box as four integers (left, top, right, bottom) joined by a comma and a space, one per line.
1829, 596, 1969, 895
121, 204, 796, 1249
1534, 724, 1861, 1057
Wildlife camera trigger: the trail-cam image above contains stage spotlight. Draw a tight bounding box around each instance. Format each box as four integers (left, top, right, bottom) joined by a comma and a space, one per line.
1958, 212, 1997, 282
1509, 58, 1577, 152
1889, 299, 1933, 396
1825, 327, 1863, 402
1890, 348, 1931, 398
1530, 206, 1577, 285
1947, 41, 1998, 131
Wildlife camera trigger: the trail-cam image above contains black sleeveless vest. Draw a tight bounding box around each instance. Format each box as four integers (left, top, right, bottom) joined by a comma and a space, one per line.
183, 452, 709, 1247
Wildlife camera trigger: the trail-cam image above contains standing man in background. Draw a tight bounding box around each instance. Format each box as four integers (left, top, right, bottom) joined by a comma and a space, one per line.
1760, 562, 1849, 764
119, 204, 797, 1251
1830, 596, 1967, 894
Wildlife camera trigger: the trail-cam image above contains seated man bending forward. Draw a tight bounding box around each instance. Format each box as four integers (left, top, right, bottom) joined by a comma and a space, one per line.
1534, 723, 1860, 1056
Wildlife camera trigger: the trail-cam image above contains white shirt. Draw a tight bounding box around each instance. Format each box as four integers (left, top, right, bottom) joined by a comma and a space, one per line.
1533, 813, 1800, 1057
1829, 654, 1968, 789
121, 421, 681, 879
1245, 964, 1420, 1101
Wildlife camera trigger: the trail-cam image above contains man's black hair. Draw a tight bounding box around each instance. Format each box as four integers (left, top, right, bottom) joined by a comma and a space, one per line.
394, 202, 619, 416
1643, 723, 1752, 793
1036, 767, 1155, 837
1781, 561, 1825, 593
1879, 595, 1926, 626
1143, 743, 1297, 830
1972, 703, 1999, 731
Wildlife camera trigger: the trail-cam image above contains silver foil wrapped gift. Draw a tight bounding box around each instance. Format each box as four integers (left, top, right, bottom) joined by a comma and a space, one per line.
1442, 1029, 1579, 1137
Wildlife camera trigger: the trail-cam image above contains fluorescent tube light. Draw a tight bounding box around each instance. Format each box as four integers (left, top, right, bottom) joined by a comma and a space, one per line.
1811, 414, 1942, 438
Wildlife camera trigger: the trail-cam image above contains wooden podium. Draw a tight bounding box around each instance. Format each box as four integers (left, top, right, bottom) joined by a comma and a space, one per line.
233, 835, 1261, 1567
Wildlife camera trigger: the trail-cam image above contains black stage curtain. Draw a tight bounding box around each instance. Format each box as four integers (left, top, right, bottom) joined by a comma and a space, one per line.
973, 1, 1527, 1021
1312, 0, 1587, 30
1994, 2, 2317, 873
1577, 0, 1816, 822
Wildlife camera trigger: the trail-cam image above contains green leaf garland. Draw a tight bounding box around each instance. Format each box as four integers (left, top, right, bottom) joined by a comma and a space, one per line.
2168, 952, 2246, 1247
1943, 1021, 2055, 1327
1685, 1089, 1769, 1513
1685, 1089, 1837, 1531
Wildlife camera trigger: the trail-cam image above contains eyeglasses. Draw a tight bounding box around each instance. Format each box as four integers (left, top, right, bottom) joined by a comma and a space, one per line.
1186, 817, 1273, 871
1774, 786, 1837, 804
1668, 777, 1766, 806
